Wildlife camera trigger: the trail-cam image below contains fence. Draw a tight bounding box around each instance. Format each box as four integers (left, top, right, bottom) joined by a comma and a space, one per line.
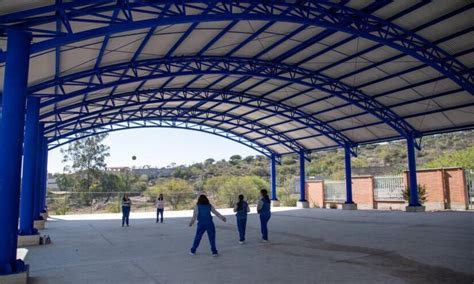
324, 181, 345, 202
46, 191, 197, 215
466, 170, 474, 209
374, 175, 404, 201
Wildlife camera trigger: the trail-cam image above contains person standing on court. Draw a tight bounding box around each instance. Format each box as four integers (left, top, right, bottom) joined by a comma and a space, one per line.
156, 194, 165, 223
257, 189, 271, 242
233, 194, 250, 244
189, 195, 226, 256
121, 193, 132, 227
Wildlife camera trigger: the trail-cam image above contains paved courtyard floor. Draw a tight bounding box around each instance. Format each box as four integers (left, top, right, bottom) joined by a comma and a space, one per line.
24, 208, 474, 284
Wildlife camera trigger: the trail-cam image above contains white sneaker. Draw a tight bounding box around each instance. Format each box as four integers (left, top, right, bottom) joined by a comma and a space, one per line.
212, 253, 218, 257
262, 239, 268, 243
189, 252, 195, 256
239, 241, 244, 245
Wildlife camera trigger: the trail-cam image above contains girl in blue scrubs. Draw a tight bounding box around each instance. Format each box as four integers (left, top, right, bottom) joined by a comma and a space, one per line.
189, 195, 226, 256
121, 193, 131, 227
233, 194, 250, 244
257, 189, 271, 241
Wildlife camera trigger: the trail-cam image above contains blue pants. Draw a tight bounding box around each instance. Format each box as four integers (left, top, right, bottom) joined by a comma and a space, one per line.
191, 222, 217, 254
259, 213, 271, 240
156, 208, 164, 223
122, 207, 130, 226
236, 217, 247, 241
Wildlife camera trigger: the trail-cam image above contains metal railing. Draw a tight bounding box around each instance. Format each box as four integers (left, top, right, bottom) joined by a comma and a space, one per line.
324, 180, 345, 202
466, 170, 474, 209
374, 175, 404, 201
46, 191, 198, 215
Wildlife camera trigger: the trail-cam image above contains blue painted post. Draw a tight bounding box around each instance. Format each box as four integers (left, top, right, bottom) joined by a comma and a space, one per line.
407, 135, 420, 207
41, 138, 49, 212
0, 30, 31, 275
299, 151, 306, 202
33, 124, 44, 221
270, 154, 277, 201
344, 145, 353, 204
19, 97, 40, 236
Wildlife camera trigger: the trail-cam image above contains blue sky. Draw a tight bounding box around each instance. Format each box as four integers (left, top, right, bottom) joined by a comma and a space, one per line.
48, 128, 260, 173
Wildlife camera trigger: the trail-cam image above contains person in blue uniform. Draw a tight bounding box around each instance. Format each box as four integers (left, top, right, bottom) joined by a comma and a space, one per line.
257, 189, 271, 241
189, 195, 226, 256
121, 193, 132, 227
233, 194, 250, 244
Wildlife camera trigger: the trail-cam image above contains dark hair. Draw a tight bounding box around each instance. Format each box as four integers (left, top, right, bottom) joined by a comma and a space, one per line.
158, 194, 163, 201
237, 194, 244, 211
260, 189, 270, 202
122, 194, 129, 202
197, 194, 210, 205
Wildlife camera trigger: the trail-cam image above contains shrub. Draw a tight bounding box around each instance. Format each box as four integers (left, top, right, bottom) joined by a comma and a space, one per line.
280, 195, 297, 207
106, 201, 121, 213
403, 184, 428, 204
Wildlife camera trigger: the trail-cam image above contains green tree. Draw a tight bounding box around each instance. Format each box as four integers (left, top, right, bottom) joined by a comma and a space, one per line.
424, 146, 474, 169
60, 133, 110, 204
229, 154, 242, 165
147, 178, 194, 210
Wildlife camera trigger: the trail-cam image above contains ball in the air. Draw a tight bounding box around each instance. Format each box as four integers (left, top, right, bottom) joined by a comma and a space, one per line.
132, 156, 136, 160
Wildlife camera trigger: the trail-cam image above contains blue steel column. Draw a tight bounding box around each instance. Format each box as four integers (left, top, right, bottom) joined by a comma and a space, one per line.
407, 135, 420, 206
270, 154, 277, 200
344, 145, 353, 204
41, 138, 49, 212
0, 30, 31, 275
33, 124, 44, 221
19, 97, 40, 236
299, 151, 306, 202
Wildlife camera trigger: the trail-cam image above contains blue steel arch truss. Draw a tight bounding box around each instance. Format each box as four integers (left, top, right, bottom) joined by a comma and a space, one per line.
48, 119, 280, 161
45, 106, 308, 156
1, 0, 472, 94
40, 87, 355, 153
33, 56, 419, 146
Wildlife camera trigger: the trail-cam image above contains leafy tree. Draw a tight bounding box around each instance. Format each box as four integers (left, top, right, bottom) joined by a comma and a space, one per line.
204, 158, 215, 166
148, 178, 194, 210
424, 146, 474, 169
60, 134, 110, 204
229, 154, 242, 165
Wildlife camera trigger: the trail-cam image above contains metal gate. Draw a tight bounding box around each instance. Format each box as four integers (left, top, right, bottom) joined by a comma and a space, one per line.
324, 181, 345, 202
374, 175, 404, 201
466, 170, 474, 209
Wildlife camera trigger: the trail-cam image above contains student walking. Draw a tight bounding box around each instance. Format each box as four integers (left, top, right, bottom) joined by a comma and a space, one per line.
257, 189, 271, 241
233, 194, 250, 244
122, 193, 132, 227
189, 195, 226, 256
156, 194, 165, 223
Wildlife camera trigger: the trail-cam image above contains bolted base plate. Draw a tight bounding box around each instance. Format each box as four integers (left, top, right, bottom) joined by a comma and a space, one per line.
17, 234, 40, 247
405, 205, 426, 212
342, 203, 358, 210
0, 267, 29, 284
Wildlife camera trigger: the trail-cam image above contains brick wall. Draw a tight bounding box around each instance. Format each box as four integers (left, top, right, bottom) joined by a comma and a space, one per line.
304, 167, 469, 211
404, 167, 468, 211
444, 168, 468, 210
352, 176, 374, 209
306, 180, 324, 208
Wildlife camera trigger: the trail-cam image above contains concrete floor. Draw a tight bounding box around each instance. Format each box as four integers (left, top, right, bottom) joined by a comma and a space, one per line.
24, 208, 474, 284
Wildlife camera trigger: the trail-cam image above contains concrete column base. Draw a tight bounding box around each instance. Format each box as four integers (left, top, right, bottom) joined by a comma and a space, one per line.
296, 201, 309, 208
17, 234, 40, 247
0, 267, 29, 284
40, 212, 48, 220
405, 205, 426, 212
342, 203, 358, 210
34, 219, 45, 230
271, 200, 280, 207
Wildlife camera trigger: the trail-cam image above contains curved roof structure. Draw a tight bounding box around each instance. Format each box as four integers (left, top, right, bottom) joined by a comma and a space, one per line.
0, 0, 473, 159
